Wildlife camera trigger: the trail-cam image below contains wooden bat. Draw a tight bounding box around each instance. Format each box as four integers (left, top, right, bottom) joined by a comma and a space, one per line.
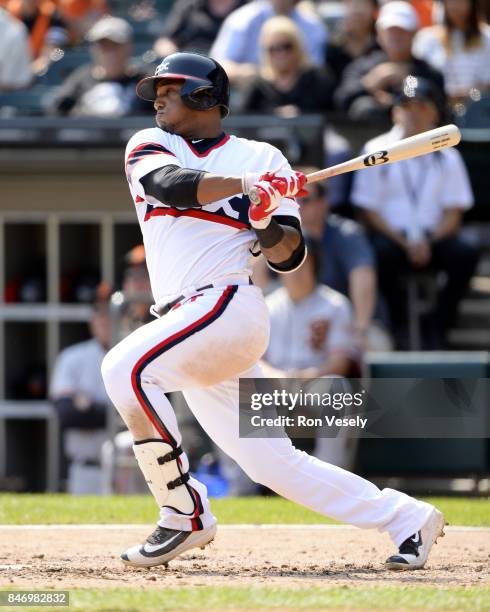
305, 124, 461, 185
248, 124, 461, 204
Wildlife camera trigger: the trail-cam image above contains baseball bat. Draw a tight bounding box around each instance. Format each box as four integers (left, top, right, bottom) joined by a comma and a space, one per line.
305, 124, 461, 185
248, 124, 461, 204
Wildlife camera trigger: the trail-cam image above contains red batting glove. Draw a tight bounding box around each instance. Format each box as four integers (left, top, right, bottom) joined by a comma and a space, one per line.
248, 180, 282, 229
260, 169, 308, 198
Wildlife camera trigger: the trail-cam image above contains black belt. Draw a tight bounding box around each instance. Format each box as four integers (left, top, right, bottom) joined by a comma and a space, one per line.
156, 278, 253, 317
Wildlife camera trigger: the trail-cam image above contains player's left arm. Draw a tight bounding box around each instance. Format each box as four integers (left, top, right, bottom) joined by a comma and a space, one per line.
254, 216, 305, 272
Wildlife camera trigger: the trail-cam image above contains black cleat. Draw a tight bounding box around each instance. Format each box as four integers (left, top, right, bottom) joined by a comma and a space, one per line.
385, 509, 445, 570
121, 524, 217, 568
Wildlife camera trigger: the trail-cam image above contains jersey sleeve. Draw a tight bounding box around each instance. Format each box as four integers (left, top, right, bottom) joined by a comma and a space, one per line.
125, 130, 182, 198
350, 162, 385, 211
439, 150, 474, 210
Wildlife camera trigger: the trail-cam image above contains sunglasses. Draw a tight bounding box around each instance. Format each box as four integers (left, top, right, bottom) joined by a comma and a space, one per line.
267, 42, 294, 54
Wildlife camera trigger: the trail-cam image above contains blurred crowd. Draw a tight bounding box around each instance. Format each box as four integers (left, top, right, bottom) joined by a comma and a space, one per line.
0, 0, 489, 116
1, 0, 487, 492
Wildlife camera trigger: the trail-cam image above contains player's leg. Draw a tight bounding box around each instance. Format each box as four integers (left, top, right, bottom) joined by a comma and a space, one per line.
183, 371, 445, 570
101, 284, 269, 566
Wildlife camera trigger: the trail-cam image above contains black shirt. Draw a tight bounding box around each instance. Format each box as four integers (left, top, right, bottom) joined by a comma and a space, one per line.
334, 50, 445, 112
241, 66, 335, 114
325, 36, 379, 87
164, 0, 244, 54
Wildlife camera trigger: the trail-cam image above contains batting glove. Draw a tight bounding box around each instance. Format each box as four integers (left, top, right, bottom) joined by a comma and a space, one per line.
261, 168, 308, 198
241, 171, 263, 196
248, 180, 282, 230
242, 169, 307, 199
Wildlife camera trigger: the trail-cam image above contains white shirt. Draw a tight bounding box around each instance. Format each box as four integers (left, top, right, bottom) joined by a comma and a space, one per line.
264, 285, 357, 371
351, 126, 474, 239
413, 24, 490, 96
125, 128, 300, 307
0, 8, 32, 90
50, 338, 109, 405
210, 0, 327, 65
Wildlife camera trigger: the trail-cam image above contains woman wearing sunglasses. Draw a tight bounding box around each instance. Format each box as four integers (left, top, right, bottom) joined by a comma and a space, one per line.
241, 15, 335, 117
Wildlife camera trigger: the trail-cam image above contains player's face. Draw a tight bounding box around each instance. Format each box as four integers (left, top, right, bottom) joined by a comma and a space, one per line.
154, 81, 194, 135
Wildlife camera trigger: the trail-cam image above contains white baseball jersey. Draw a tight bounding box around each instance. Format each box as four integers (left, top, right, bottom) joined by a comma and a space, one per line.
124, 129, 300, 307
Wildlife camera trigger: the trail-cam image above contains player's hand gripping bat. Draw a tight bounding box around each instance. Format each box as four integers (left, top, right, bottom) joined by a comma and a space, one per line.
248, 124, 461, 204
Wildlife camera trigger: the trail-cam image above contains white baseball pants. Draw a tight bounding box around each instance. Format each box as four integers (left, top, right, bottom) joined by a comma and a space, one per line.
101, 283, 434, 546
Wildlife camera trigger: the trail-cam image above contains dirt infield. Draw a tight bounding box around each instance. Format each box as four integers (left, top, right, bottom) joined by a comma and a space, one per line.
0, 525, 488, 590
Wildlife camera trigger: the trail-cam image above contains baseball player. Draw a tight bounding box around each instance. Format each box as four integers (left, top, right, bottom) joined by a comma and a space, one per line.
101, 52, 444, 570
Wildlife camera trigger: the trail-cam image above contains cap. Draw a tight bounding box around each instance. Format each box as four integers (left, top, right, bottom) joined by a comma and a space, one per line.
376, 1, 418, 31
86, 16, 133, 44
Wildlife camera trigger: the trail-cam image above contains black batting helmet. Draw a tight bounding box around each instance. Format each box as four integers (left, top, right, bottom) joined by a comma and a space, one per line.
136, 52, 230, 117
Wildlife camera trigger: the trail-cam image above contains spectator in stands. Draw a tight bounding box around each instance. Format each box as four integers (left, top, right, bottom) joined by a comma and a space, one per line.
210, 0, 327, 85
413, 0, 490, 104
118, 244, 153, 338
335, 1, 445, 119
58, 0, 107, 43
49, 15, 151, 116
50, 304, 111, 493
325, 0, 379, 88
262, 239, 361, 378
241, 16, 334, 115
298, 178, 378, 349
261, 239, 361, 469
153, 0, 244, 58
352, 76, 478, 349
0, 6, 32, 91
4, 1, 69, 65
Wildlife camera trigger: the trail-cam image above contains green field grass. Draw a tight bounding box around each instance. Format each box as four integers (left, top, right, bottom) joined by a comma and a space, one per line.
1, 495, 488, 611
1, 586, 489, 611
0, 494, 488, 526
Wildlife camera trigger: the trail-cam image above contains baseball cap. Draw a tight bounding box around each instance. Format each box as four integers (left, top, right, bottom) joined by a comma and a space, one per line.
86, 16, 133, 44
376, 1, 419, 32
395, 75, 446, 119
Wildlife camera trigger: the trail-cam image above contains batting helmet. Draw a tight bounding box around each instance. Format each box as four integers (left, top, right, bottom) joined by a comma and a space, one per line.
136, 52, 230, 117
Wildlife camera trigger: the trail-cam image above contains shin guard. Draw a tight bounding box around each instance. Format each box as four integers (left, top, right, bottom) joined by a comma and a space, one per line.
133, 439, 196, 515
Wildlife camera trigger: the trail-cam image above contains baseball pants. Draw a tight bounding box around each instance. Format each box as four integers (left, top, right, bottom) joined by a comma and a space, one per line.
101, 282, 434, 546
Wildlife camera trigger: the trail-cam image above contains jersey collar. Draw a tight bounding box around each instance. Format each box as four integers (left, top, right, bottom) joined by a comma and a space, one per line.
183, 132, 230, 157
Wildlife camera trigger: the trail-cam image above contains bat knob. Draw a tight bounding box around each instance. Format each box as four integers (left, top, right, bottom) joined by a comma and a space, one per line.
248, 187, 261, 205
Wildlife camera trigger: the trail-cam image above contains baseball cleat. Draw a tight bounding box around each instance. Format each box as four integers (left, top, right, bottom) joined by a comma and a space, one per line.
121, 523, 217, 568
385, 509, 445, 570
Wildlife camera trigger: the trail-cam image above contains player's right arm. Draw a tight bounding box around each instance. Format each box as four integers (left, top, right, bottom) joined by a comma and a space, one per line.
126, 131, 246, 208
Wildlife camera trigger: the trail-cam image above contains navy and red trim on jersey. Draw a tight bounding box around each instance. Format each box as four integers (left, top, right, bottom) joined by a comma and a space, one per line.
126, 142, 175, 170
183, 133, 230, 157
130, 285, 238, 529
144, 205, 250, 229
